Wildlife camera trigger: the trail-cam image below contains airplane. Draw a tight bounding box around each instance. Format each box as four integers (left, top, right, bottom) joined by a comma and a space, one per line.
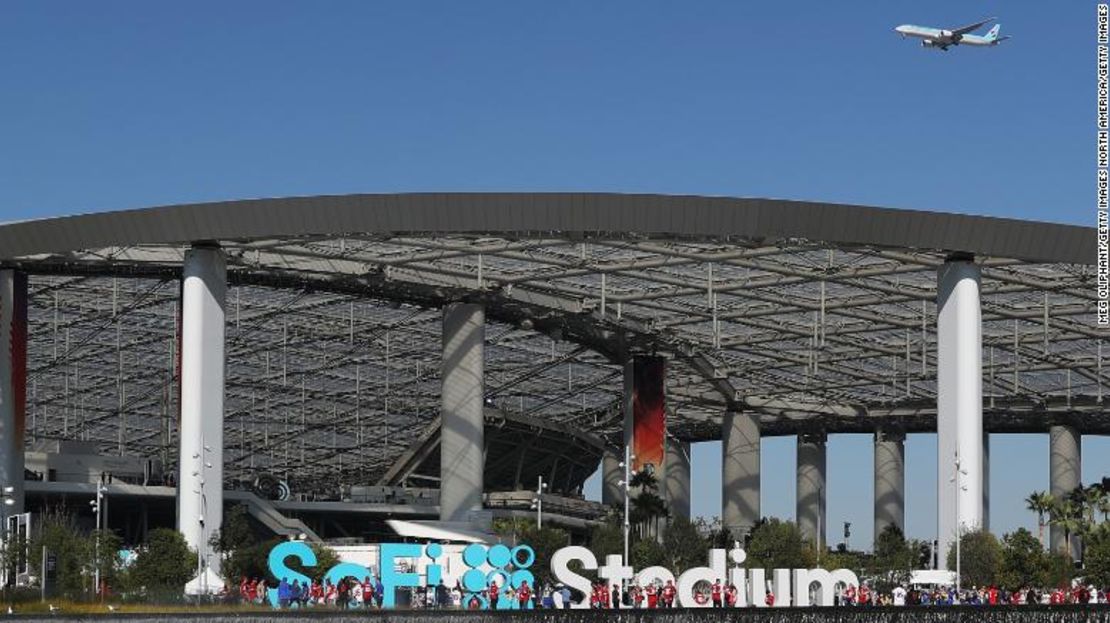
894, 17, 1009, 51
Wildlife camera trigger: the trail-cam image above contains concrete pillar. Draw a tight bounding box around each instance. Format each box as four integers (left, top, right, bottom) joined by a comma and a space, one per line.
440, 303, 485, 523
722, 410, 760, 537
936, 258, 983, 570
664, 439, 691, 519
177, 246, 226, 593
0, 271, 27, 521
796, 432, 827, 548
1049, 424, 1081, 555
874, 429, 905, 540
601, 448, 622, 506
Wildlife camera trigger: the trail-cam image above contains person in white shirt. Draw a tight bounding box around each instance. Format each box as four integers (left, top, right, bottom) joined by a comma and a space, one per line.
891, 585, 907, 606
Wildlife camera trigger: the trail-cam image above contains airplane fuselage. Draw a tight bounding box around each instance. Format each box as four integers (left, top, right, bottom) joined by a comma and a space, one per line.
894, 24, 1002, 48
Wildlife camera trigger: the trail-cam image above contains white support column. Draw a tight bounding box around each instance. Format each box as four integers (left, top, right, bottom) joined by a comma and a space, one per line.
664, 439, 691, 519
1049, 424, 1081, 556
177, 246, 226, 594
936, 257, 983, 570
440, 303, 485, 524
0, 271, 27, 521
796, 432, 827, 549
874, 429, 905, 540
722, 410, 760, 537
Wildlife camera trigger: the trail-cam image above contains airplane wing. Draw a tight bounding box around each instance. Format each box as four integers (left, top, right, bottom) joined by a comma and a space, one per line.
952, 17, 996, 36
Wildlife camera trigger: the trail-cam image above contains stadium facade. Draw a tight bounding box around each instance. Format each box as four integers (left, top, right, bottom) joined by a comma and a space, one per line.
0, 193, 1101, 581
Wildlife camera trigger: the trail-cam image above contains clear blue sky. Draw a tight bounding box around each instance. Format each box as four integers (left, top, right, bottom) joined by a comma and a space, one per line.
2, 2, 1105, 547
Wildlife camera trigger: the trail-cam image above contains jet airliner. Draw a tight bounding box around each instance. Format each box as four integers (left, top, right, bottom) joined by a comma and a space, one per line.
894, 17, 1009, 51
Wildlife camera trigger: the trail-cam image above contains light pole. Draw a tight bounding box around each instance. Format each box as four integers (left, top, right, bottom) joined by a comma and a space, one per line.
88, 481, 107, 598
192, 444, 214, 595
950, 449, 968, 600
2, 486, 14, 589
1, 486, 13, 534
530, 476, 547, 529
618, 446, 636, 566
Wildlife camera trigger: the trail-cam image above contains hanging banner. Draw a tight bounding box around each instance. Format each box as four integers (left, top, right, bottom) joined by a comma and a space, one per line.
632, 355, 665, 475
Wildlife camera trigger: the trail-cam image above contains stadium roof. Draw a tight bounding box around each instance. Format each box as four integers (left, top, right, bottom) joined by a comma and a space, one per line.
3, 193, 1105, 496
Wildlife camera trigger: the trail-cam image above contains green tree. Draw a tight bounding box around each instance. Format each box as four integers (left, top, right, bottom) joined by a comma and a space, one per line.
1081, 485, 1107, 529
945, 528, 1002, 588
661, 517, 707, 574
222, 538, 281, 585
745, 518, 814, 571
29, 512, 91, 599
871, 525, 915, 592
628, 471, 668, 541
1082, 524, 1110, 587
823, 549, 864, 574
630, 536, 666, 571
998, 528, 1044, 589
1025, 491, 1054, 549
213, 505, 256, 554
89, 529, 123, 594
305, 543, 341, 584
211, 504, 262, 583
1048, 498, 1084, 559
493, 518, 569, 585
128, 528, 196, 593
588, 520, 624, 562
1041, 551, 1074, 588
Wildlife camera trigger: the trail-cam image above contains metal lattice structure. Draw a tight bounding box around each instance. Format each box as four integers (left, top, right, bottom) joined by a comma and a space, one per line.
5, 194, 1107, 499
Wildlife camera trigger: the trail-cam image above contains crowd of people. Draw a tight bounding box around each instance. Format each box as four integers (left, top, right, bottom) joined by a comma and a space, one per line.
240, 574, 1110, 609
838, 583, 1110, 606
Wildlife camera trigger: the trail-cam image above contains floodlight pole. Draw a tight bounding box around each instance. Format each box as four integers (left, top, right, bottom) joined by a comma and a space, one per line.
952, 449, 967, 600
534, 476, 546, 529
622, 445, 634, 566
1, 485, 14, 589
90, 481, 106, 598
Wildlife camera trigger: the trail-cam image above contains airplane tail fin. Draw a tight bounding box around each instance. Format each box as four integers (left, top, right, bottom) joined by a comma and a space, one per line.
985, 24, 1001, 41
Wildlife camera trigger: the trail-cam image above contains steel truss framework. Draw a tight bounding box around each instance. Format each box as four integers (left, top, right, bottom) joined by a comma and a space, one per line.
11, 220, 1110, 499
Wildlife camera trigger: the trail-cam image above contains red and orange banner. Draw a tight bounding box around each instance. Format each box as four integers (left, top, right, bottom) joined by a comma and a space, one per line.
631, 355, 665, 475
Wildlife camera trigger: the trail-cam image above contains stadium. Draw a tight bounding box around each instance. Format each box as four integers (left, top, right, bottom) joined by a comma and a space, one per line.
0, 192, 1102, 597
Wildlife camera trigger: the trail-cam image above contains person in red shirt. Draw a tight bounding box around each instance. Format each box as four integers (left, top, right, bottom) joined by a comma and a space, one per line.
765, 590, 775, 607
858, 584, 871, 606
646, 583, 658, 609
590, 584, 600, 609
844, 584, 856, 606
1050, 588, 1066, 604
517, 580, 532, 609
988, 586, 999, 605
711, 580, 723, 608
662, 580, 677, 608
725, 583, 738, 608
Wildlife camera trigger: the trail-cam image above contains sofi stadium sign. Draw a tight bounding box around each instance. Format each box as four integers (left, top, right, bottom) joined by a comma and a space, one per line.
268, 542, 859, 608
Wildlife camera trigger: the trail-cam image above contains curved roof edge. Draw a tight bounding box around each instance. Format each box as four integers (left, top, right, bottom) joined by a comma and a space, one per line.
0, 193, 1093, 265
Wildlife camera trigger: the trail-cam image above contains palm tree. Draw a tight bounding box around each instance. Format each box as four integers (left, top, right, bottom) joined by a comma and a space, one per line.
629, 470, 669, 541
1097, 479, 1110, 523
1049, 498, 1083, 560
1026, 491, 1054, 548
1083, 485, 1107, 526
